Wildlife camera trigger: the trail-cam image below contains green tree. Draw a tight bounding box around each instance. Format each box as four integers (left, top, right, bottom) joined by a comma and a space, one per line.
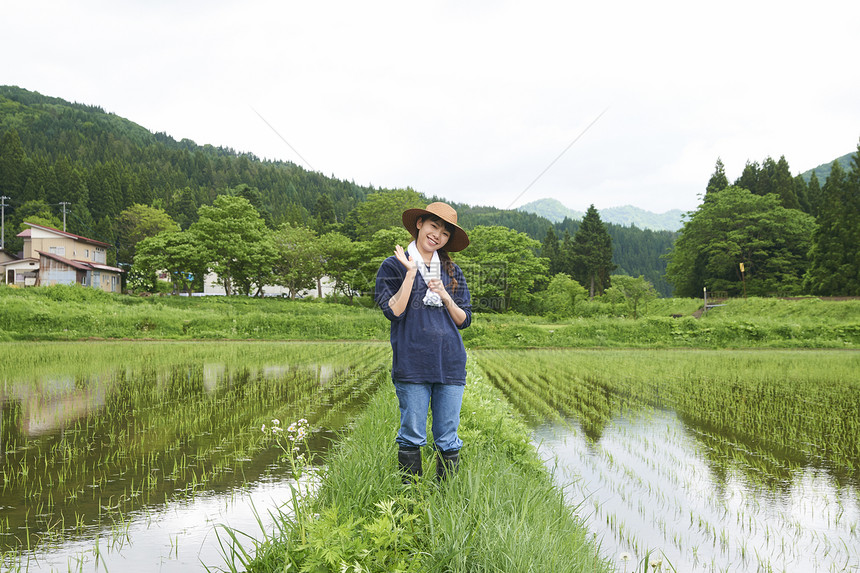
116, 204, 180, 266
343, 189, 425, 241
0, 129, 28, 201
456, 225, 548, 312
190, 195, 274, 295
235, 184, 274, 229
540, 273, 587, 318
735, 161, 759, 193
772, 156, 800, 210
133, 230, 208, 294
313, 194, 337, 232
318, 231, 361, 301
352, 226, 414, 297
540, 226, 562, 275
705, 157, 729, 198
805, 148, 860, 296
271, 223, 322, 298
806, 172, 822, 217
666, 186, 816, 297
604, 275, 657, 319
558, 230, 575, 277
572, 205, 615, 299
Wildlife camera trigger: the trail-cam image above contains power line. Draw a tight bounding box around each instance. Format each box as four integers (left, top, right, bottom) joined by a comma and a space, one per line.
506, 107, 609, 210
250, 106, 315, 171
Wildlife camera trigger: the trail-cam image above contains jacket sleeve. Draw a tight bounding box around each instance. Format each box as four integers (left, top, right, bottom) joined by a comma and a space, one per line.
375, 257, 408, 322
451, 264, 472, 330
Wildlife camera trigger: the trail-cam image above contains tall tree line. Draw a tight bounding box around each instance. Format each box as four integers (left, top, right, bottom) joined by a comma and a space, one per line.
670, 146, 860, 297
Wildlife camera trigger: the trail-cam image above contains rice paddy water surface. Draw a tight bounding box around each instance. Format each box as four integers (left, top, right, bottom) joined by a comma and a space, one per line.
474, 349, 860, 573
0, 341, 389, 572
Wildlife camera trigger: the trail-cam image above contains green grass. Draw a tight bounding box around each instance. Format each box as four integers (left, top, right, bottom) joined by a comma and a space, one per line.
223, 368, 612, 573
0, 285, 388, 341
3, 285, 858, 349
463, 298, 860, 348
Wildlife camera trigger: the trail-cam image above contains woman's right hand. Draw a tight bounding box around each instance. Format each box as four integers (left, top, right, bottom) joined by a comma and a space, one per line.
394, 245, 417, 273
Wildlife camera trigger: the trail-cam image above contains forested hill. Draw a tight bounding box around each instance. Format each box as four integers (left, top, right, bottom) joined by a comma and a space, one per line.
801, 152, 854, 185
0, 85, 372, 231
0, 85, 675, 295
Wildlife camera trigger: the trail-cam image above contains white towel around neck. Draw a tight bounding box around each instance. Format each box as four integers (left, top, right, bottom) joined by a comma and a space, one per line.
406, 241, 444, 307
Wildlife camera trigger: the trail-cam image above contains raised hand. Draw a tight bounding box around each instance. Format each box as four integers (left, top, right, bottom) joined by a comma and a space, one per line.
394, 244, 417, 272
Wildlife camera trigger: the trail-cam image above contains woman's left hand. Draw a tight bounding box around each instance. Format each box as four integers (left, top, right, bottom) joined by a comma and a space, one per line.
427, 279, 452, 305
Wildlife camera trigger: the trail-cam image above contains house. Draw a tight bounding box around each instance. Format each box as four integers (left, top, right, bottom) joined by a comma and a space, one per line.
0, 222, 124, 292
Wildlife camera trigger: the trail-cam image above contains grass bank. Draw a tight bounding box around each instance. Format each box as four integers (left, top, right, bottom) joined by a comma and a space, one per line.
463, 297, 860, 348
222, 368, 612, 573
0, 285, 389, 341
2, 285, 858, 348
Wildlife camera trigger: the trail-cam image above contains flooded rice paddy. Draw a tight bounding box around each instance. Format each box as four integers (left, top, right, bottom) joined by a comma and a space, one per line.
475, 348, 860, 573
0, 341, 389, 572
3, 343, 859, 572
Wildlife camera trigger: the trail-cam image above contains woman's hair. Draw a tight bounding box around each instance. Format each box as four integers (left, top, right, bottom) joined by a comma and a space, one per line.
418, 215, 459, 292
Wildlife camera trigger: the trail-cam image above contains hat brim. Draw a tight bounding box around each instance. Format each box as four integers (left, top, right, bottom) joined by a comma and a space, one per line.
402, 208, 470, 252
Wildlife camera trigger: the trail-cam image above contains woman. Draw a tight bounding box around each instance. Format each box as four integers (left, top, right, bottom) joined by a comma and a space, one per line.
374, 202, 472, 481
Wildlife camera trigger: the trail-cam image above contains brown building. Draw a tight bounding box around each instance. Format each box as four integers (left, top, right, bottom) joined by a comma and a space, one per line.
0, 222, 123, 292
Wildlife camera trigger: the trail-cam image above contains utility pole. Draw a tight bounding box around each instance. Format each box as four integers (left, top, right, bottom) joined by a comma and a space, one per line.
59, 202, 71, 232
0, 196, 9, 250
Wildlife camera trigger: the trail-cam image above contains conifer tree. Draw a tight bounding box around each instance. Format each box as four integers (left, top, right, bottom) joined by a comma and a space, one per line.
806, 172, 822, 217
772, 156, 800, 210
572, 205, 615, 299
804, 157, 858, 295
735, 161, 760, 193
540, 226, 561, 275
705, 158, 729, 198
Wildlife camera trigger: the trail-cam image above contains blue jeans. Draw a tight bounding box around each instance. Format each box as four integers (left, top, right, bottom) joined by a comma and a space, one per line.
394, 382, 464, 452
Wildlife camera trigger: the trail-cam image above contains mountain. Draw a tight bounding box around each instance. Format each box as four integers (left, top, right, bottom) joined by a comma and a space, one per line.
800, 152, 854, 184
517, 198, 684, 231
0, 85, 676, 296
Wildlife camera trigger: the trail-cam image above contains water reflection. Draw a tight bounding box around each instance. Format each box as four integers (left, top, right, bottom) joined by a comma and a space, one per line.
0, 342, 388, 572
535, 410, 860, 573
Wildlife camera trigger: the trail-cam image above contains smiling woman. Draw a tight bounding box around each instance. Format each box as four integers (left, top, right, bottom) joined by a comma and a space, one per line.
375, 202, 473, 482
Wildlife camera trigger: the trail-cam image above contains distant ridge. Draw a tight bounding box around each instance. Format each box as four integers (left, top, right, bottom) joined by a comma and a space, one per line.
800, 152, 854, 184
517, 198, 684, 232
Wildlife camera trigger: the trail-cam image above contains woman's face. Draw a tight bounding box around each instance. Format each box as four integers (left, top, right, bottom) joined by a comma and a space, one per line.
415, 217, 451, 253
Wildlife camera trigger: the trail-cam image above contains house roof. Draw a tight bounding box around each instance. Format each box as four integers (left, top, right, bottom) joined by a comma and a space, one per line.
88, 262, 125, 273
19, 222, 112, 248
37, 250, 91, 271
0, 257, 39, 268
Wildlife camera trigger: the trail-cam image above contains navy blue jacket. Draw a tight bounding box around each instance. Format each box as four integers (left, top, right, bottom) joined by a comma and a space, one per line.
375, 255, 471, 385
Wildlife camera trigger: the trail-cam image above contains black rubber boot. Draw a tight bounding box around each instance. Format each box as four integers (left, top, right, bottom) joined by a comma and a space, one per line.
398, 447, 422, 483
436, 449, 460, 481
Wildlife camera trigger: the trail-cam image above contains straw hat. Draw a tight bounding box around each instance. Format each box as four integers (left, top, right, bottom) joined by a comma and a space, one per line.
401, 202, 470, 252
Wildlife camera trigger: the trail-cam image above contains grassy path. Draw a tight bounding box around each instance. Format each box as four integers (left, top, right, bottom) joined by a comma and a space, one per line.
224, 367, 612, 573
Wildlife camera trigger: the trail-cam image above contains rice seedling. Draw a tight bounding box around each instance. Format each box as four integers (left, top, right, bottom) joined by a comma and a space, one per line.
474, 348, 860, 572
0, 340, 389, 568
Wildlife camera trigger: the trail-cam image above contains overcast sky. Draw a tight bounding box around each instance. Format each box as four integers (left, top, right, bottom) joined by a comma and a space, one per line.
4, 0, 859, 214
